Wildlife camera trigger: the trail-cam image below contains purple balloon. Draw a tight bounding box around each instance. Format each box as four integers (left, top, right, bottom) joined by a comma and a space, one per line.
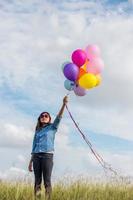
63, 63, 79, 81
74, 85, 86, 96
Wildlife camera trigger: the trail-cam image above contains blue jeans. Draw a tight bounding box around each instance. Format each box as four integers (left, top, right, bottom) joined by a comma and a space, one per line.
32, 153, 53, 197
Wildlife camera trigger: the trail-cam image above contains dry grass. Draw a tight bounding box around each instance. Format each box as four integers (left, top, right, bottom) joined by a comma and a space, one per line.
0, 180, 133, 200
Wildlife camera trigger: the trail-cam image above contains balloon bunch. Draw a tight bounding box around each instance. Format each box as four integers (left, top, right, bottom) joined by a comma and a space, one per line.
62, 45, 104, 96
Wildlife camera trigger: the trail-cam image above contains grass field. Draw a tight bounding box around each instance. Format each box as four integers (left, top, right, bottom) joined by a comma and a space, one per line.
0, 179, 133, 200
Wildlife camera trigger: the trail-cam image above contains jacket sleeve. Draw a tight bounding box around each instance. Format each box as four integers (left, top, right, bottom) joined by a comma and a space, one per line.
31, 133, 36, 155
52, 115, 62, 129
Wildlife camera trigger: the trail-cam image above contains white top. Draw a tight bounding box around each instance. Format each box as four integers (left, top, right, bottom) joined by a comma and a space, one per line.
46, 151, 54, 154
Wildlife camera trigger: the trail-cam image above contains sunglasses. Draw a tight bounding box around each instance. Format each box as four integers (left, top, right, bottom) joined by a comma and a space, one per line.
40, 114, 49, 118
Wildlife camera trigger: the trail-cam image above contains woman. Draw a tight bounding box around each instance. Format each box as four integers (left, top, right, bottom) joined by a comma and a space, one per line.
28, 96, 68, 199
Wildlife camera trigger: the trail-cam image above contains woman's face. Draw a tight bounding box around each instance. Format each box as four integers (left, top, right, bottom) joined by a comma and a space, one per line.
39, 113, 50, 124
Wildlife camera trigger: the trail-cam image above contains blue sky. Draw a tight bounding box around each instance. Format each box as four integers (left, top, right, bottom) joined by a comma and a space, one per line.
0, 0, 133, 181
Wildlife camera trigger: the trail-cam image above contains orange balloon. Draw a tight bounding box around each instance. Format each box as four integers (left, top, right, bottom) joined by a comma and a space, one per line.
78, 59, 90, 81
78, 68, 86, 79
81, 59, 89, 71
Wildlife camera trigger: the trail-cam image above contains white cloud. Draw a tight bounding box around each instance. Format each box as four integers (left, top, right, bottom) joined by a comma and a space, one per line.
0, 99, 36, 149
128, 0, 133, 4
0, 122, 32, 148
67, 104, 133, 141
0, 167, 31, 182
0, 0, 133, 111
17, 154, 26, 163
55, 123, 133, 177
55, 124, 99, 174
101, 151, 133, 177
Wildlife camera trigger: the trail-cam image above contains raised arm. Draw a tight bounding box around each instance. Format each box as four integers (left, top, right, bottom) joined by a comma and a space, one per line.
57, 96, 68, 118
52, 96, 68, 129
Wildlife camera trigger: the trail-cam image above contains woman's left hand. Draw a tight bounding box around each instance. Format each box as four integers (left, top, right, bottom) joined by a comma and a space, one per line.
28, 161, 33, 172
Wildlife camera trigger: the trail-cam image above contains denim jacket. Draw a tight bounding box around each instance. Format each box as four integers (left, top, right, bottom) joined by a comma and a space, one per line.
31, 115, 62, 154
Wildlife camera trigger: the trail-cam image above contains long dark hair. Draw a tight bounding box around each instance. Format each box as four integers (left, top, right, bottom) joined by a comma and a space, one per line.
35, 112, 51, 132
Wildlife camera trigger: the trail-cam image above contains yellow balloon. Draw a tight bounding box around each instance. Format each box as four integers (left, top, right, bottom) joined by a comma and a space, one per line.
95, 74, 102, 86
79, 73, 97, 89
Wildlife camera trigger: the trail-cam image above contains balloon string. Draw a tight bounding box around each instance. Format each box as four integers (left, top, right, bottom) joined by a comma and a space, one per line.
65, 104, 117, 176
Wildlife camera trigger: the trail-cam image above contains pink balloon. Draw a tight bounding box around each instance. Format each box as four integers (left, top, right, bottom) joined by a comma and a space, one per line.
72, 49, 87, 67
85, 45, 101, 60
74, 85, 87, 96
87, 58, 104, 74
